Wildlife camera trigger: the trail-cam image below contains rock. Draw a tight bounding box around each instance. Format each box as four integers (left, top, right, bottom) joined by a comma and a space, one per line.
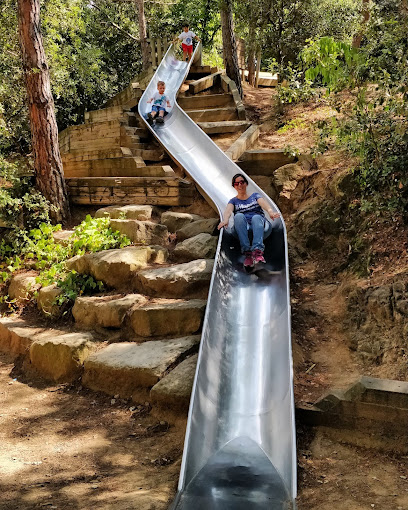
8, 273, 41, 301
250, 176, 279, 202
37, 284, 63, 317
366, 286, 392, 321
110, 219, 168, 246
173, 233, 218, 261
150, 354, 198, 413
66, 246, 168, 289
176, 218, 218, 242
298, 154, 318, 172
127, 299, 206, 337
30, 331, 96, 382
135, 259, 214, 298
160, 211, 202, 232
82, 336, 200, 397
95, 205, 156, 221
73, 294, 147, 328
52, 230, 74, 246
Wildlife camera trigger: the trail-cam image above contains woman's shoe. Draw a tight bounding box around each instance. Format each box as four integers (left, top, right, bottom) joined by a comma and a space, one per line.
253, 249, 266, 264
243, 251, 254, 268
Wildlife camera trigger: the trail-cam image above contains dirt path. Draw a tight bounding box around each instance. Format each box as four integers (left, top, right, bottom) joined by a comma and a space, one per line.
0, 352, 184, 510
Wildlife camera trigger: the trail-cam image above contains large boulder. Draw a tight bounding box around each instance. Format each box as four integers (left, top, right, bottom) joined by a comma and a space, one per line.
176, 218, 218, 242
65, 245, 168, 289
95, 205, 157, 221
160, 211, 202, 232
135, 259, 214, 298
110, 219, 168, 246
150, 354, 198, 414
173, 233, 218, 261
82, 336, 200, 398
30, 331, 96, 382
8, 273, 41, 301
73, 293, 147, 328
127, 299, 206, 337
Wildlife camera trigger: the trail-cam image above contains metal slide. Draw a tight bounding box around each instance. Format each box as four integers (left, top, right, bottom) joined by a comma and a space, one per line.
139, 44, 296, 509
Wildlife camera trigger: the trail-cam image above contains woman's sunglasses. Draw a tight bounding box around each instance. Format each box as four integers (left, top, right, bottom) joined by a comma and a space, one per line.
233, 180, 246, 187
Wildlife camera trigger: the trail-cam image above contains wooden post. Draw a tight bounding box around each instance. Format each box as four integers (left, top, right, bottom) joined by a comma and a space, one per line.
255, 49, 261, 88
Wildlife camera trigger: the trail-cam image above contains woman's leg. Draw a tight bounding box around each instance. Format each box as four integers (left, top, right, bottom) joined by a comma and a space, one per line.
233, 213, 251, 253
251, 215, 266, 251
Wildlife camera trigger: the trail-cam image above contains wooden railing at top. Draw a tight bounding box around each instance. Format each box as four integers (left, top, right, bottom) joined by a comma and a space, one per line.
147, 33, 202, 68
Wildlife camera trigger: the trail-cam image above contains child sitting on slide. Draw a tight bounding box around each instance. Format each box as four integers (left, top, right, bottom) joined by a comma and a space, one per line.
146, 81, 171, 125
174, 23, 200, 62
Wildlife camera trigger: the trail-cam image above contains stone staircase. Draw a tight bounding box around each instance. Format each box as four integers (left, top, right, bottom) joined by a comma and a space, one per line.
1, 206, 220, 420
58, 64, 250, 207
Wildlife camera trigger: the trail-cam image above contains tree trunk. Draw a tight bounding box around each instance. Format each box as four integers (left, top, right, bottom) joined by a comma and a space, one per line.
134, 0, 150, 70
17, 0, 70, 224
352, 0, 370, 48
247, 2, 258, 87
220, 0, 243, 98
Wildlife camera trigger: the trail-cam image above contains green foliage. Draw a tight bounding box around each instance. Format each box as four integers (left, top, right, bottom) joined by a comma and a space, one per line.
55, 271, 104, 310
301, 37, 361, 90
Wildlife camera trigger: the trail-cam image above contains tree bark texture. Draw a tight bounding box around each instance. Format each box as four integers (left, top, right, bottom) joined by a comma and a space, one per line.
352, 0, 370, 48
220, 0, 243, 98
134, 0, 150, 70
18, 0, 70, 224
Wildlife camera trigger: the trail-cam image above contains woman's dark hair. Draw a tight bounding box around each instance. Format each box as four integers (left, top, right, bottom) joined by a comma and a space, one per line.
231, 173, 248, 186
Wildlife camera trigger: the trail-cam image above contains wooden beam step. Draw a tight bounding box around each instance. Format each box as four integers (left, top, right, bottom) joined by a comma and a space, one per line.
177, 93, 234, 110
66, 177, 192, 188
188, 71, 224, 95
185, 107, 238, 122
197, 120, 251, 134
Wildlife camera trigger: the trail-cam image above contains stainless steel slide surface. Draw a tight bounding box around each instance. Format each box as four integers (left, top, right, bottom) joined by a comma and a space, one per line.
138, 44, 296, 509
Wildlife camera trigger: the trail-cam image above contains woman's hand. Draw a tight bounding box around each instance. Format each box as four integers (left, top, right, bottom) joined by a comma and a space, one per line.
268, 211, 280, 220
218, 221, 228, 230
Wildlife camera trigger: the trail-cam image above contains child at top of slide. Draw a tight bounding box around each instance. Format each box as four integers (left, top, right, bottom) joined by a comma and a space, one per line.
174, 23, 200, 62
146, 81, 171, 125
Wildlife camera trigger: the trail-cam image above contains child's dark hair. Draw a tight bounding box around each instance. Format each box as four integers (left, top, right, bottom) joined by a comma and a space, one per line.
232, 173, 248, 186
182, 22, 189, 28
157, 81, 165, 87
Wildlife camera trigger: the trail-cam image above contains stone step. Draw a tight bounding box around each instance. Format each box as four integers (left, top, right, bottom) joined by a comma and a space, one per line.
150, 354, 198, 417
127, 299, 207, 338
66, 245, 168, 290
95, 204, 158, 221
198, 120, 251, 135
82, 335, 200, 400
176, 218, 218, 241
0, 318, 97, 382
110, 219, 169, 245
73, 294, 148, 329
177, 93, 234, 110
185, 107, 238, 123
160, 211, 203, 232
66, 176, 195, 206
135, 259, 214, 299
173, 233, 218, 261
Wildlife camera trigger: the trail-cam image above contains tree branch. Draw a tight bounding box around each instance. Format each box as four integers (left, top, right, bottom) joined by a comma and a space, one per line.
91, 1, 140, 41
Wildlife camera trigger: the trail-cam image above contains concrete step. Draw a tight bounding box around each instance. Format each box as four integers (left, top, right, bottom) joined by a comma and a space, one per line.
82, 335, 200, 400
198, 120, 251, 135
177, 93, 234, 110
66, 176, 195, 206
185, 107, 238, 122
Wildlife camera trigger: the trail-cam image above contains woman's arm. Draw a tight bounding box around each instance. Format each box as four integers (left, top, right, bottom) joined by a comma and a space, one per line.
257, 197, 280, 220
217, 203, 234, 229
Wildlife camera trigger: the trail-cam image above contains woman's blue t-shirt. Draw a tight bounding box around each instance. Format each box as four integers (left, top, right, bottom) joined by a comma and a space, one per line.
228, 192, 264, 224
